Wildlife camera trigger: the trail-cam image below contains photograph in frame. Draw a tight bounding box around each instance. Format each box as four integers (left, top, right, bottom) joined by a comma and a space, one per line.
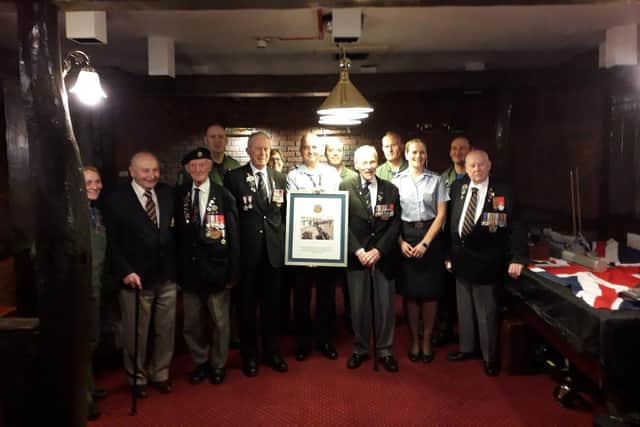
285, 191, 349, 267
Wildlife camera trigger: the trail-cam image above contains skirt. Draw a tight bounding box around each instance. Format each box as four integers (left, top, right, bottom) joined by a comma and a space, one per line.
398, 221, 445, 299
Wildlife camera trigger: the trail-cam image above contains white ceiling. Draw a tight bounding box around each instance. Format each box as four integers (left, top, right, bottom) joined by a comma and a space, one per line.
2, 3, 640, 75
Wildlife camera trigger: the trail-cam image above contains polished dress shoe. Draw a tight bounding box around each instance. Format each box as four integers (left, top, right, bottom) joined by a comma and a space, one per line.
379, 355, 399, 373
295, 346, 310, 361
149, 380, 173, 394
92, 389, 108, 400
242, 359, 259, 377
130, 385, 148, 399
347, 353, 369, 369
484, 361, 500, 376
209, 368, 226, 385
189, 363, 210, 384
265, 354, 288, 372
408, 351, 420, 362
447, 351, 476, 362
318, 343, 338, 360
421, 352, 435, 364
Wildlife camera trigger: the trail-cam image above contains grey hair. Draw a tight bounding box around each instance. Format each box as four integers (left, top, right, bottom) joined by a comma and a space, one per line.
353, 145, 378, 167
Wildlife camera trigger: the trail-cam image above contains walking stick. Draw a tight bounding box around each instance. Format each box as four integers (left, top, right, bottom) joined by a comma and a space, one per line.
130, 287, 140, 416
369, 266, 379, 371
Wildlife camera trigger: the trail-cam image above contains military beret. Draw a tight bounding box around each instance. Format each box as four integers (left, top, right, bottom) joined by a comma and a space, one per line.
182, 147, 212, 166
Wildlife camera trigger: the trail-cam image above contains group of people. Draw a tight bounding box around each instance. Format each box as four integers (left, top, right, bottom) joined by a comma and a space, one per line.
82, 123, 528, 421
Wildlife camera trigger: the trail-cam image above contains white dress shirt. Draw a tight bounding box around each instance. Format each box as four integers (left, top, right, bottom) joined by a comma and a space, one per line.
458, 177, 489, 237
250, 163, 270, 199
131, 180, 159, 225
192, 177, 210, 224
360, 176, 378, 212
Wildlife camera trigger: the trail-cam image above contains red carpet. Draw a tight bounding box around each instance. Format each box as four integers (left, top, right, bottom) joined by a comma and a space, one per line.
92, 298, 593, 426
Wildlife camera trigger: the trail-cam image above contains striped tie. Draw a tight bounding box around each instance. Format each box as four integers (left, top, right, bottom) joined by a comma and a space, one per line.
144, 190, 158, 227
461, 187, 478, 239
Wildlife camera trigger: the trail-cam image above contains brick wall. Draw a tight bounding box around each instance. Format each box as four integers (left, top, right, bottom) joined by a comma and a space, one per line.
157, 127, 375, 184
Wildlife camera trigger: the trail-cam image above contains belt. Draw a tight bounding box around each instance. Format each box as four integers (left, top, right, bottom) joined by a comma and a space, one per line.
403, 220, 432, 229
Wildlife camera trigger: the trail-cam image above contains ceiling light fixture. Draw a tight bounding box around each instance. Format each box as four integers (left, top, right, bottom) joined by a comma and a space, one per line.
317, 48, 373, 126
63, 50, 107, 106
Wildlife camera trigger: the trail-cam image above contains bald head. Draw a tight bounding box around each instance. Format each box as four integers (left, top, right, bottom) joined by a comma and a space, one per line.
129, 152, 160, 190
465, 149, 491, 184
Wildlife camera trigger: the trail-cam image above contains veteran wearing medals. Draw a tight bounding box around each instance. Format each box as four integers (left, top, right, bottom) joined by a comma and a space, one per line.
392, 139, 449, 363
340, 145, 402, 373
286, 133, 342, 361
223, 131, 289, 377
445, 149, 528, 376
176, 147, 240, 385
104, 152, 177, 398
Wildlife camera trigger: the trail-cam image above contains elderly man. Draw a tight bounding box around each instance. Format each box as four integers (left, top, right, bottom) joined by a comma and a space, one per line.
340, 145, 401, 372
325, 138, 358, 180
287, 133, 342, 361
445, 149, 528, 376
433, 136, 472, 347
224, 132, 288, 377
177, 123, 241, 186
104, 152, 177, 398
376, 131, 408, 181
176, 147, 240, 385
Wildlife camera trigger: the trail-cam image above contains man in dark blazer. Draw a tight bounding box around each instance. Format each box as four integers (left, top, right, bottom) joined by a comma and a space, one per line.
445, 149, 528, 376
104, 152, 177, 397
340, 145, 402, 373
176, 147, 240, 385
223, 131, 289, 377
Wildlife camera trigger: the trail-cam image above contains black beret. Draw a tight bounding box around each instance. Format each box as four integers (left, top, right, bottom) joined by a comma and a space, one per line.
182, 147, 212, 166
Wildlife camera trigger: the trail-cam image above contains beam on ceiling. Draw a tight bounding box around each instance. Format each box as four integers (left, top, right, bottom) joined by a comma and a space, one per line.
53, 0, 633, 11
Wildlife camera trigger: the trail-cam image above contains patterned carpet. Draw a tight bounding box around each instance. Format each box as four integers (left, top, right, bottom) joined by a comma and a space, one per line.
91, 295, 593, 426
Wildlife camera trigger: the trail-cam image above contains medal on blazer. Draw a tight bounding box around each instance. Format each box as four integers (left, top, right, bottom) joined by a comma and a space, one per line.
460, 184, 468, 200
493, 196, 505, 211
272, 188, 284, 206
374, 203, 394, 220
242, 195, 253, 211
246, 174, 257, 192
205, 213, 226, 243
183, 191, 192, 224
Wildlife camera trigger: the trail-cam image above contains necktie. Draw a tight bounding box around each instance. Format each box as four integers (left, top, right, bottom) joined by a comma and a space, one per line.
361, 180, 372, 213
256, 172, 269, 205
144, 190, 158, 227
191, 188, 201, 226
461, 187, 478, 238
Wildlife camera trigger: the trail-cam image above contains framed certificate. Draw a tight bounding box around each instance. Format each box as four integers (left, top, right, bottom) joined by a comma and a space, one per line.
285, 190, 349, 267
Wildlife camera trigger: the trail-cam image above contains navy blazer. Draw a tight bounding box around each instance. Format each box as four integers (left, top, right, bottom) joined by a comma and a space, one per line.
445, 176, 528, 285
223, 164, 287, 269
104, 182, 176, 288
340, 175, 401, 278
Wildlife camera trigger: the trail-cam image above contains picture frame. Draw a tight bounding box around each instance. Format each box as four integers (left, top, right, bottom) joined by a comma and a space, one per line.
285, 190, 349, 267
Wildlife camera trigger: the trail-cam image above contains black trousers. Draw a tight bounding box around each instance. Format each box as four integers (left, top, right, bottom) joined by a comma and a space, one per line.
240, 256, 282, 360
292, 266, 337, 348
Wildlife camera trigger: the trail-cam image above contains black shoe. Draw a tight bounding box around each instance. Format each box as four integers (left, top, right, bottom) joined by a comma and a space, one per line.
447, 351, 476, 362
295, 346, 311, 361
130, 385, 148, 399
209, 368, 226, 384
189, 363, 210, 384
92, 389, 108, 401
408, 351, 420, 362
484, 361, 500, 376
379, 355, 399, 373
347, 353, 369, 369
318, 343, 338, 360
242, 359, 259, 377
265, 354, 288, 372
149, 380, 173, 394
88, 403, 101, 421
421, 352, 435, 364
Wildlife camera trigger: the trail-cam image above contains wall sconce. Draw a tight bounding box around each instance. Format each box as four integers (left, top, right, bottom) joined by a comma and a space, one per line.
63, 50, 107, 106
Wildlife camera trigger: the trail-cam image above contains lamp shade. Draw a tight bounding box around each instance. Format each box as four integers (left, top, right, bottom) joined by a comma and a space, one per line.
69, 68, 107, 106
317, 56, 373, 121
